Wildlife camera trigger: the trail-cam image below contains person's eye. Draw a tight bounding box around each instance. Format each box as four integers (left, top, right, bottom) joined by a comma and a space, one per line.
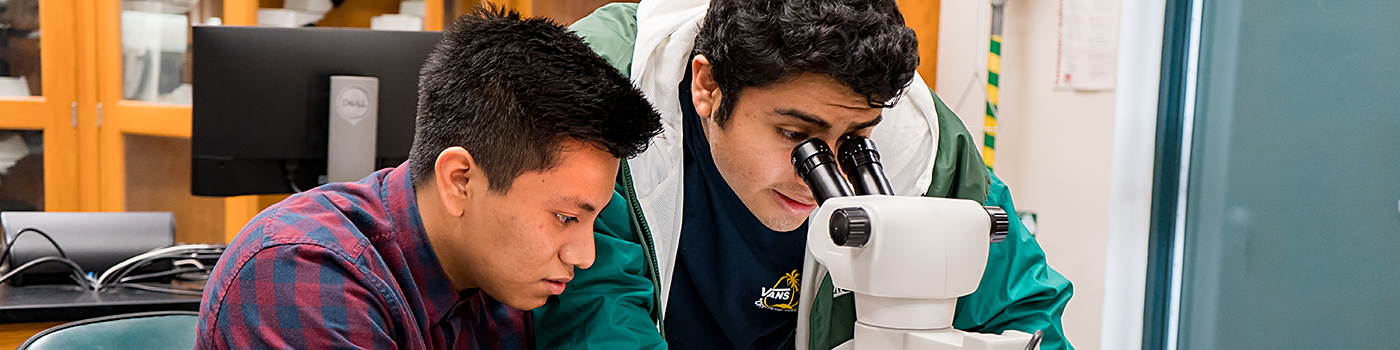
844, 130, 873, 139
556, 213, 579, 224
779, 129, 809, 142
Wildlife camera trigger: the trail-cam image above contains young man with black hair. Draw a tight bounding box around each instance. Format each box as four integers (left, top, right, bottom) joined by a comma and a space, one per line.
532, 1, 1076, 349
194, 8, 662, 350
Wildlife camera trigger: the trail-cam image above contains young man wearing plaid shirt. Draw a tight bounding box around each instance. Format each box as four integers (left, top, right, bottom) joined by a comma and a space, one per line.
194, 8, 662, 350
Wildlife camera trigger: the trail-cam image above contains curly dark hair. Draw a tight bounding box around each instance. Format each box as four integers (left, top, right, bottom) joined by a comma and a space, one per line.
409, 6, 662, 192
693, 0, 920, 126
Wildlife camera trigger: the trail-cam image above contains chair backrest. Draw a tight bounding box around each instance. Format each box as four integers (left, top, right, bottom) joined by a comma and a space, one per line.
18, 311, 199, 350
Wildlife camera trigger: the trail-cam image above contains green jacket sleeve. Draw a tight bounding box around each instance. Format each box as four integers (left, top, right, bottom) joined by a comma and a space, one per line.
953, 173, 1076, 350
928, 92, 1076, 349
532, 4, 666, 350
532, 190, 666, 350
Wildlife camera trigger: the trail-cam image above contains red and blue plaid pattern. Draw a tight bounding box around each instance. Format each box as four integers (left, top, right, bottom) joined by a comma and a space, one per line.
196, 163, 533, 350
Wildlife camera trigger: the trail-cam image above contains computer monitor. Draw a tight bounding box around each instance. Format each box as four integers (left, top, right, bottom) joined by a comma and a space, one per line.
191, 26, 442, 196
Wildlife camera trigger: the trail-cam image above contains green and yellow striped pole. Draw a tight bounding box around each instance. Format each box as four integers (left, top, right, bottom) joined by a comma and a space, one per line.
985, 1, 1006, 171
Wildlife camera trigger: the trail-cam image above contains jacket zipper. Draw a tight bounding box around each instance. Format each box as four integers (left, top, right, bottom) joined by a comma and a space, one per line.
619, 161, 665, 336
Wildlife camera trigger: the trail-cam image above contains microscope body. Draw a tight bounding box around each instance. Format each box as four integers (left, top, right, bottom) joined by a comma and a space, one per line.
793, 136, 1036, 350
809, 196, 1033, 350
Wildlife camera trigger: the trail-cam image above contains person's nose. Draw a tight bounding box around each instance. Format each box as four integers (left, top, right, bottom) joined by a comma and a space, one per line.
559, 226, 596, 270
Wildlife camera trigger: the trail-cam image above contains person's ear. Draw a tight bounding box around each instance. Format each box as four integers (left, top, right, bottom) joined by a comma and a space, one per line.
691, 55, 723, 120
433, 147, 482, 217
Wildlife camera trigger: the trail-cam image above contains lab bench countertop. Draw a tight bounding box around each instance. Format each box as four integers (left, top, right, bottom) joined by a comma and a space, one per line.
0, 284, 203, 348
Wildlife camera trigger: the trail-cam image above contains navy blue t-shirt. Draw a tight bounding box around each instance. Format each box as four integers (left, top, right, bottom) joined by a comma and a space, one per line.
663, 70, 808, 350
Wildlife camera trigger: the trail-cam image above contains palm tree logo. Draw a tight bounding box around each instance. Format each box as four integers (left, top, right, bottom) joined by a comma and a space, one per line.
756, 270, 801, 311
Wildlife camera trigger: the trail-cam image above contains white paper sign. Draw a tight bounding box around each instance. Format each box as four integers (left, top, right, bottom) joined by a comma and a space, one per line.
1055, 0, 1120, 91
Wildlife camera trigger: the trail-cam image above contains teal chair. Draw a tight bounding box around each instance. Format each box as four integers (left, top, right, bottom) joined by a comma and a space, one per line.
18, 311, 198, 350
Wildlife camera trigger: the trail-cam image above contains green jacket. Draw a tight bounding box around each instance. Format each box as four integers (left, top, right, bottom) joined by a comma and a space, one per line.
532, 3, 1074, 350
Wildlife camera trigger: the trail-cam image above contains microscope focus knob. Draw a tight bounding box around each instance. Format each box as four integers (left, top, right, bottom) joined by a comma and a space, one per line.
830, 207, 871, 247
985, 206, 1010, 243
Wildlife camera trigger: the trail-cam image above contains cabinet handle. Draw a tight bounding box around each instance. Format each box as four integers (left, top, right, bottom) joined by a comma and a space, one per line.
97, 103, 104, 128
71, 102, 78, 128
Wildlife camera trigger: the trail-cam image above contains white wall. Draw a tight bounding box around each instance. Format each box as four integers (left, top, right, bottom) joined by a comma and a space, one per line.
1100, 0, 1166, 348
934, 1, 1162, 349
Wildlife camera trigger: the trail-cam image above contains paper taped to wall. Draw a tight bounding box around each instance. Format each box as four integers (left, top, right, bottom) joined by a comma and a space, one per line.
1055, 0, 1120, 91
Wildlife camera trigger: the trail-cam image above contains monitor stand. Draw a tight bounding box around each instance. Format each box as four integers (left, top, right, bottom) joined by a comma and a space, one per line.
327, 75, 379, 183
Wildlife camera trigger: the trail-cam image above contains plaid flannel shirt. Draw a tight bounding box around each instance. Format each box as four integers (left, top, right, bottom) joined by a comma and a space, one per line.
196, 163, 533, 350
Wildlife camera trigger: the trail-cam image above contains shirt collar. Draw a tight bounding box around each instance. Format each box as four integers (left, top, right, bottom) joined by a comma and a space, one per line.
380, 162, 464, 325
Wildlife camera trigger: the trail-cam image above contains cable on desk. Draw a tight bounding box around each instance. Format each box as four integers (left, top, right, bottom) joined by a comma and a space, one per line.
97, 245, 224, 287
0, 256, 90, 289
0, 228, 85, 288
0, 228, 69, 267
95, 244, 225, 292
0, 241, 224, 294
118, 266, 210, 283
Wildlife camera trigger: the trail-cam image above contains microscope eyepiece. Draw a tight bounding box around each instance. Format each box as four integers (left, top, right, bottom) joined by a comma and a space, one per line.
792, 138, 855, 205
838, 135, 895, 196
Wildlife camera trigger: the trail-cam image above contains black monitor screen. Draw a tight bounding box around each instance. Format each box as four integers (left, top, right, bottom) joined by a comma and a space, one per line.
191, 26, 441, 196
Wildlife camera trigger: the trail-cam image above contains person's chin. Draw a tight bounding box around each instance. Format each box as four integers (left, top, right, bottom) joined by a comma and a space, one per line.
755, 209, 809, 232
500, 295, 549, 311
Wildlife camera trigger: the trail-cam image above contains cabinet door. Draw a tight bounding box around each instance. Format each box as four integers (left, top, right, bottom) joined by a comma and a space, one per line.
95, 0, 225, 244
0, 0, 79, 211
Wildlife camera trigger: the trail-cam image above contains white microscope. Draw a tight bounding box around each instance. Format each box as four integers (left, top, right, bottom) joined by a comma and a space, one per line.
791, 137, 1041, 350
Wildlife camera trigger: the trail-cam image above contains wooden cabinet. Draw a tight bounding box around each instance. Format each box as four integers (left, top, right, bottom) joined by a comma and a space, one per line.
0, 0, 80, 213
